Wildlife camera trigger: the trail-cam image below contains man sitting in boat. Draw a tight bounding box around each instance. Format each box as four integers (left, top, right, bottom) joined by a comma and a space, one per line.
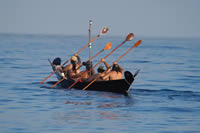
62, 54, 81, 78
52, 57, 65, 79
67, 60, 95, 81
86, 59, 110, 81
103, 61, 124, 80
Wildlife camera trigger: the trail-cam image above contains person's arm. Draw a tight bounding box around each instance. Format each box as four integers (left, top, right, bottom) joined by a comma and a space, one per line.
102, 71, 110, 81
70, 71, 86, 79
75, 54, 81, 65
85, 74, 98, 82
62, 64, 70, 73
101, 59, 110, 70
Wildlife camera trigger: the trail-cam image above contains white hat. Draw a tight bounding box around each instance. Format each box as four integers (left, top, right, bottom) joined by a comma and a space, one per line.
71, 56, 77, 62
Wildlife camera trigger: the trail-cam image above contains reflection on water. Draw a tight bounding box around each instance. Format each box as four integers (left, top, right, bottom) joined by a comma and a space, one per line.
56, 106, 121, 122
97, 103, 119, 108
56, 110, 121, 122
99, 112, 119, 120
62, 94, 136, 122
64, 101, 92, 105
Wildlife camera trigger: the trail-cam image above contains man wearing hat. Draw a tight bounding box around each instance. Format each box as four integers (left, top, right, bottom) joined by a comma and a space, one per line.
62, 54, 81, 78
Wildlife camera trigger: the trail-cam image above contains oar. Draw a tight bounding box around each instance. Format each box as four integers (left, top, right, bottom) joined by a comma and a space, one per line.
82, 40, 142, 90
68, 33, 134, 89
40, 27, 109, 84
50, 42, 112, 88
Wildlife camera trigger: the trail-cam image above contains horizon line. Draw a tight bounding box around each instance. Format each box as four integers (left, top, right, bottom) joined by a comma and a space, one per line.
0, 32, 199, 40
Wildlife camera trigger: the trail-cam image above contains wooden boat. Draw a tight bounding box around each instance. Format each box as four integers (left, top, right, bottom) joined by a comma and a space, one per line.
48, 58, 139, 95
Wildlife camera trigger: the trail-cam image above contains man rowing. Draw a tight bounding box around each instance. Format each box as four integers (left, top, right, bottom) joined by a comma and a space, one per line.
86, 58, 110, 81
62, 54, 81, 78
52, 57, 65, 79
67, 60, 95, 81
103, 61, 124, 80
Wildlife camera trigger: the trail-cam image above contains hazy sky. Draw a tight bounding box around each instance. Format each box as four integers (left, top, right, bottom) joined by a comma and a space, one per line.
0, 0, 200, 38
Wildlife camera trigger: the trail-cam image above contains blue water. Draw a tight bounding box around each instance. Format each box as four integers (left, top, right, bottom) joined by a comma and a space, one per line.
0, 33, 200, 133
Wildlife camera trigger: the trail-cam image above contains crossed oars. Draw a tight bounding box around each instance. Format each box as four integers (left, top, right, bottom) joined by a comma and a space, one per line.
82, 40, 142, 90
50, 42, 112, 88
68, 33, 134, 89
40, 27, 109, 84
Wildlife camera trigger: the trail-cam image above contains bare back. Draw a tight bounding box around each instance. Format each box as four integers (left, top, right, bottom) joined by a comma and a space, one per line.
63, 64, 81, 76
107, 71, 123, 80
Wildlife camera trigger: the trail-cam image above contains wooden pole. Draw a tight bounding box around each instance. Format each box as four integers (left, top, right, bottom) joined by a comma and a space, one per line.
89, 20, 92, 59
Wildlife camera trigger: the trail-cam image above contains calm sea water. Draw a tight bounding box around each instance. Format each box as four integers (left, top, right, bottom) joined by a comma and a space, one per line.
0, 33, 200, 133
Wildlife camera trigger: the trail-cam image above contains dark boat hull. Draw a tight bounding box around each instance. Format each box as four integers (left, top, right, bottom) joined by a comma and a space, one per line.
48, 59, 138, 95
59, 71, 134, 95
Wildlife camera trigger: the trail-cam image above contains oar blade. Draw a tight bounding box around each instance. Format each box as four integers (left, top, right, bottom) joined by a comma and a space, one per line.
104, 42, 112, 50
134, 40, 142, 47
126, 33, 134, 41
101, 27, 109, 34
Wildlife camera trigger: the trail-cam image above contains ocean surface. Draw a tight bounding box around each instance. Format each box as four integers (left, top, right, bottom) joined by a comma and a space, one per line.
0, 33, 200, 133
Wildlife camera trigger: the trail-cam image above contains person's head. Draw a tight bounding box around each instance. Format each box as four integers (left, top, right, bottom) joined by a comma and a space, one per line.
111, 64, 121, 72
97, 65, 105, 73
71, 56, 77, 64
53, 57, 61, 65
83, 61, 93, 70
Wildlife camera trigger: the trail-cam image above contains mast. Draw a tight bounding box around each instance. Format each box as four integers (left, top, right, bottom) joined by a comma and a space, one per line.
89, 20, 92, 59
